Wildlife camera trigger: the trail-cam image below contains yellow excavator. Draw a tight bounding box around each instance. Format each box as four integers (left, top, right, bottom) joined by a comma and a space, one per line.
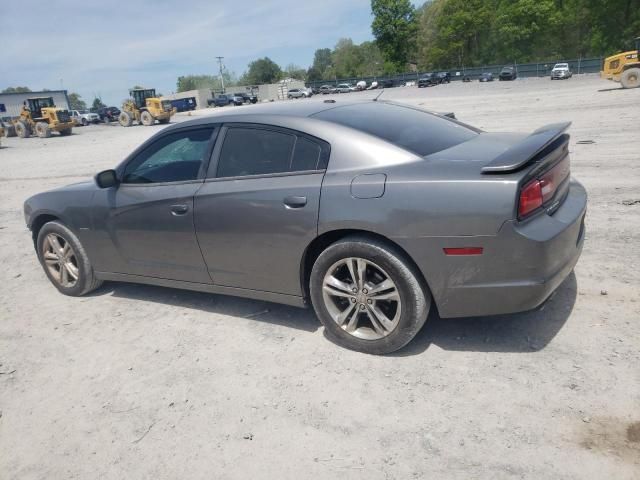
119, 88, 175, 126
10, 97, 74, 138
601, 37, 640, 88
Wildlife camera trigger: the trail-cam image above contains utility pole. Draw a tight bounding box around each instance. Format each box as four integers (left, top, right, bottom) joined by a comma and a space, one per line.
215, 56, 225, 93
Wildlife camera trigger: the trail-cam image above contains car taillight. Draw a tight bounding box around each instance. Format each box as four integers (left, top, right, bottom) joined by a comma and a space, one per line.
518, 155, 570, 219
519, 179, 543, 218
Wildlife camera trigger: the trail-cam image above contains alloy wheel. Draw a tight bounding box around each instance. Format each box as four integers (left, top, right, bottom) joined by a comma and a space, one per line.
322, 257, 401, 340
42, 233, 79, 287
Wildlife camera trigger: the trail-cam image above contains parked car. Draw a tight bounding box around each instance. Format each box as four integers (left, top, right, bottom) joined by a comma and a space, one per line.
230, 93, 246, 105
170, 97, 197, 112
319, 85, 336, 94
70, 110, 100, 126
551, 63, 573, 80
379, 79, 396, 88
499, 66, 517, 81
208, 95, 235, 107
479, 72, 494, 82
24, 99, 586, 355
239, 91, 259, 104
287, 88, 312, 99
418, 73, 438, 87
97, 106, 121, 123
436, 72, 451, 83
335, 83, 353, 93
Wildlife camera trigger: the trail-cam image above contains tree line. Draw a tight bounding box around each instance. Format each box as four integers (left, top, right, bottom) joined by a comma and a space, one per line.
175, 0, 638, 90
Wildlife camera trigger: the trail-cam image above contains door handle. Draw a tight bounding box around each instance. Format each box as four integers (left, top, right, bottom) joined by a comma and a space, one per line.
283, 196, 307, 209
170, 204, 189, 216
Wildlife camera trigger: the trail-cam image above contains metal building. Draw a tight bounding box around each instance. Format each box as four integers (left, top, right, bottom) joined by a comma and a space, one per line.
0, 90, 70, 119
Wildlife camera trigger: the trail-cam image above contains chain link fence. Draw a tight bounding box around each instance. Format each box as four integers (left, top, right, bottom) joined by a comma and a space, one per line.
307, 57, 604, 88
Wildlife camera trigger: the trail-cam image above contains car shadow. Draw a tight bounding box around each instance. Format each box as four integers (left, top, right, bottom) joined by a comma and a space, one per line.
392, 271, 578, 356
92, 272, 576, 354
92, 282, 320, 333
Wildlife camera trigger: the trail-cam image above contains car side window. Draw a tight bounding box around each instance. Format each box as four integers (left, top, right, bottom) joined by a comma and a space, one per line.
215, 127, 330, 178
217, 128, 295, 178
122, 128, 214, 184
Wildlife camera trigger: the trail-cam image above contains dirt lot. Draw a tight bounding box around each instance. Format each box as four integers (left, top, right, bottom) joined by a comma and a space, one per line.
1, 75, 639, 479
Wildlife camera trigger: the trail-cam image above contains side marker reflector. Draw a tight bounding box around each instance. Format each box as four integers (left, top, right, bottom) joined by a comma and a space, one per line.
443, 247, 484, 256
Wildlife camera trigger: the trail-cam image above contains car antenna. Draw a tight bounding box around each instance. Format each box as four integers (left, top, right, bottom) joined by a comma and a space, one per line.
373, 89, 384, 102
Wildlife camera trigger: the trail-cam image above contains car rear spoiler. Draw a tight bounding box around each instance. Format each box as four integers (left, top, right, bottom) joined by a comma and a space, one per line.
481, 122, 571, 173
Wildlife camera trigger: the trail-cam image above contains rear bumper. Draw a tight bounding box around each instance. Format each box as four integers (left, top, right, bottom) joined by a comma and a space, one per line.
401, 179, 587, 318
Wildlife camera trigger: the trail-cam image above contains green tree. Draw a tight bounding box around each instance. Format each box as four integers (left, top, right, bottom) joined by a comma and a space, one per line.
241, 57, 282, 84
67, 92, 86, 110
92, 97, 106, 110
371, 0, 418, 70
2, 86, 31, 93
307, 48, 333, 81
284, 63, 307, 80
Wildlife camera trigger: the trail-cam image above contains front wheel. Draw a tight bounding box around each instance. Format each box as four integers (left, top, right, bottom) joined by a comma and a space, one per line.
36, 221, 103, 296
310, 236, 430, 354
140, 110, 154, 126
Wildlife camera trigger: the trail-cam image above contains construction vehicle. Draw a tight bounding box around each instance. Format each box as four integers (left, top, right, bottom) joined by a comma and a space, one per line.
119, 88, 175, 127
601, 37, 640, 89
11, 97, 74, 138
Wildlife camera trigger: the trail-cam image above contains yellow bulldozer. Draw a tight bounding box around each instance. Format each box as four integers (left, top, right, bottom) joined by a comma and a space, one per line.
601, 37, 640, 89
119, 88, 175, 127
8, 97, 74, 138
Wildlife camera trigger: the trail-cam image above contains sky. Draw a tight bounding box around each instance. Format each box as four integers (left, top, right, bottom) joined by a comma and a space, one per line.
0, 0, 384, 106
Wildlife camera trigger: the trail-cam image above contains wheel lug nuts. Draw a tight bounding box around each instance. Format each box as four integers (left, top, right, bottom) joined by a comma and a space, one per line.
367, 299, 373, 304
352, 288, 357, 293
359, 304, 366, 310
362, 288, 368, 294
351, 297, 356, 303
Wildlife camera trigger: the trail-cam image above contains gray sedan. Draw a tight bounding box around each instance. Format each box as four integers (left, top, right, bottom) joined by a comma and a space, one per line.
23, 100, 586, 354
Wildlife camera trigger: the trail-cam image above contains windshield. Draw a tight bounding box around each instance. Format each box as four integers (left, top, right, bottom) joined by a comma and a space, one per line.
555, 64, 568, 68
313, 102, 478, 157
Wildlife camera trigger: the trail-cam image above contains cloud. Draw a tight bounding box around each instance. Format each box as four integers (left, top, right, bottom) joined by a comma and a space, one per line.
1, 0, 373, 104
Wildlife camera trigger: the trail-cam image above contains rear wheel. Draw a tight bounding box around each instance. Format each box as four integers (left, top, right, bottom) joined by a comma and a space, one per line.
119, 111, 133, 127
36, 221, 103, 296
5, 124, 16, 137
82, 118, 88, 126
310, 236, 430, 354
15, 120, 30, 138
140, 110, 154, 126
621, 68, 640, 89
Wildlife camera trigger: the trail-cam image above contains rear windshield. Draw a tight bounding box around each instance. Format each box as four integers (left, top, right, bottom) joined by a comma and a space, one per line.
313, 102, 478, 156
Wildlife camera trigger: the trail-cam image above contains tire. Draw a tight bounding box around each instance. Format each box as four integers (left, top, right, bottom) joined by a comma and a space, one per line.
310, 236, 430, 355
140, 110, 154, 126
5, 124, 16, 137
621, 68, 640, 89
119, 111, 133, 127
15, 120, 30, 138
35, 122, 51, 138
36, 221, 103, 296
59, 128, 72, 136
82, 118, 88, 126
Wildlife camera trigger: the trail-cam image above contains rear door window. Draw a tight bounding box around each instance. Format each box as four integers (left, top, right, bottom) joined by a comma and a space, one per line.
215, 127, 330, 178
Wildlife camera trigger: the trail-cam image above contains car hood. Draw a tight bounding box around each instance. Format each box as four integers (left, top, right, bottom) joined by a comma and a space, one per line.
49, 180, 97, 192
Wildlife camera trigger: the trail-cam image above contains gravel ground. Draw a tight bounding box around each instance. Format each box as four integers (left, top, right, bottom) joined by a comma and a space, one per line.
1, 75, 639, 479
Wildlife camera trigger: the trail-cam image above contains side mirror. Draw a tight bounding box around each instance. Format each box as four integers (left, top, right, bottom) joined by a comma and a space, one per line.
95, 169, 118, 189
